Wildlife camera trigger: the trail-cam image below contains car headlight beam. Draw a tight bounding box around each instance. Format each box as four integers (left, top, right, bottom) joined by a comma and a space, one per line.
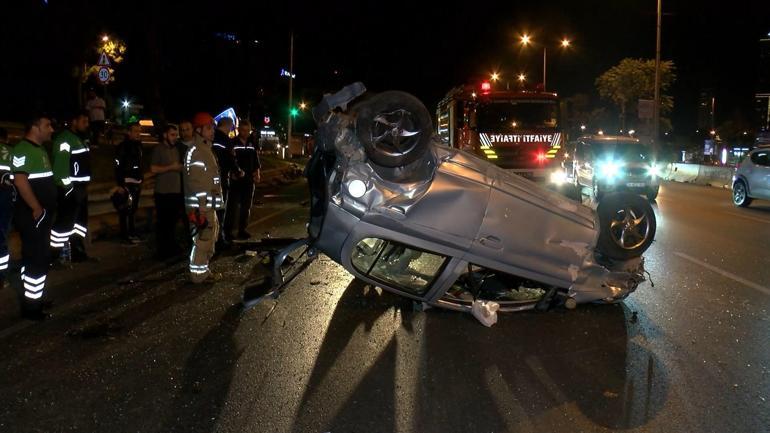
598, 160, 623, 180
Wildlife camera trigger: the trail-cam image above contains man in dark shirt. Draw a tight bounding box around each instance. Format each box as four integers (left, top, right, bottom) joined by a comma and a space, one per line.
225, 119, 261, 240
212, 118, 240, 244
114, 123, 144, 244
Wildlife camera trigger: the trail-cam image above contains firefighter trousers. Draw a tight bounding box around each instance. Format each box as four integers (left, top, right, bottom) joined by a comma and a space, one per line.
189, 209, 218, 283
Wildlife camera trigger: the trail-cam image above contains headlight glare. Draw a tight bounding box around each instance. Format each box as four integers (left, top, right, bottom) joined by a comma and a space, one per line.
598, 160, 623, 179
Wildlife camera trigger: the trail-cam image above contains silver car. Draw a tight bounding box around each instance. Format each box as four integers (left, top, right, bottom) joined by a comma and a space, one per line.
246, 84, 657, 313
733, 147, 770, 207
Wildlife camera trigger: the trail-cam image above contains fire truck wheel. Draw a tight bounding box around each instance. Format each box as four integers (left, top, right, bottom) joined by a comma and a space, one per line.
354, 91, 433, 168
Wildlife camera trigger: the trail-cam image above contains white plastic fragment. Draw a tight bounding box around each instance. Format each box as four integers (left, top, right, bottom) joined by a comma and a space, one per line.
471, 300, 500, 327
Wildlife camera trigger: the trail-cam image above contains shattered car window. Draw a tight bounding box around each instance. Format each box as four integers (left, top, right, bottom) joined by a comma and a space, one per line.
351, 238, 447, 295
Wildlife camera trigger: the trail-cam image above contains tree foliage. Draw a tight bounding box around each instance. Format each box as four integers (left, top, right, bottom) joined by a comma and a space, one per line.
595, 58, 675, 129
82, 36, 127, 83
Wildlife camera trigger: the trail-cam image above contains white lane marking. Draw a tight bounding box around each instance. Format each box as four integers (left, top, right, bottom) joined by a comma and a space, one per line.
724, 211, 770, 225
674, 252, 770, 296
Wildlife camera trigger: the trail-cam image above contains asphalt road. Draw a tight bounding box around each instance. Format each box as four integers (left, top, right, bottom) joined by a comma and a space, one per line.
0, 180, 768, 433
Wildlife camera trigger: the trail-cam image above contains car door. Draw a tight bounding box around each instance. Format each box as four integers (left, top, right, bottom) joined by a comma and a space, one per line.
748, 150, 770, 198
575, 141, 594, 188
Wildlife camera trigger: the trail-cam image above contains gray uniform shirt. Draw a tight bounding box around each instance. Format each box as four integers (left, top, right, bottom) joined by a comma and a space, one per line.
151, 143, 183, 194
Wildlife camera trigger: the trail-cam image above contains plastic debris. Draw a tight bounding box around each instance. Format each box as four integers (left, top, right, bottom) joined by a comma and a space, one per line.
471, 300, 500, 327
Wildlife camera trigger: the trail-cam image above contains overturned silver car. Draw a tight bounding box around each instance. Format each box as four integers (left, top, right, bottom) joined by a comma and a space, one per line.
246, 83, 656, 313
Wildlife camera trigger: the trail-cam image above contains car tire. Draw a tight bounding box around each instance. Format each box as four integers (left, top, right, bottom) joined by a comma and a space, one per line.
732, 180, 752, 207
646, 185, 659, 201
354, 91, 432, 168
596, 192, 657, 261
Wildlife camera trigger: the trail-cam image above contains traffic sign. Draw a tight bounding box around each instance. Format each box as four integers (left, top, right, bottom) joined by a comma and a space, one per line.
98, 52, 111, 67
97, 67, 110, 83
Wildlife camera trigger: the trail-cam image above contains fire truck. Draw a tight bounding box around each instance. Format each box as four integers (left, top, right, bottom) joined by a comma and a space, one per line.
436, 82, 564, 181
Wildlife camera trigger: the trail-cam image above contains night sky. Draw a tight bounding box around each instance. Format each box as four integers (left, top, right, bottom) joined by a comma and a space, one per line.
1, 0, 769, 135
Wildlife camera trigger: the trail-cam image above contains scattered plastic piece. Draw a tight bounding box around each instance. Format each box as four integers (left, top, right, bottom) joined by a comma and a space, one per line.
471, 300, 500, 327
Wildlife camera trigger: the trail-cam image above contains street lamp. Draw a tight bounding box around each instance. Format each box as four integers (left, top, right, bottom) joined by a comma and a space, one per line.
102, 35, 109, 42
517, 73, 526, 83
299, 102, 307, 110
490, 72, 500, 82
518, 33, 572, 91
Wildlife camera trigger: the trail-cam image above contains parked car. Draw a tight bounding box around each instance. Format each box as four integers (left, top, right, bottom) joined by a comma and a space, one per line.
563, 135, 661, 201
732, 147, 770, 207
244, 84, 657, 314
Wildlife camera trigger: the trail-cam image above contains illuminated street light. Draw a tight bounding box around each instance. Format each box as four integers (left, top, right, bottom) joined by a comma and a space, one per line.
517, 73, 526, 82
518, 33, 572, 91
580, 125, 586, 131
102, 35, 109, 42
299, 102, 307, 110
490, 72, 500, 82
121, 99, 130, 109
710, 130, 716, 136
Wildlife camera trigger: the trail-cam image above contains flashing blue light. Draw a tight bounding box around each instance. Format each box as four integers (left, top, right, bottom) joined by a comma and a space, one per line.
214, 107, 239, 131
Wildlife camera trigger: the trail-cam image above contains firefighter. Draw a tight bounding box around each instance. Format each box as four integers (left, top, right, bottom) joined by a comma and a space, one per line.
51, 110, 92, 260
184, 113, 223, 283
0, 128, 14, 291
12, 114, 57, 320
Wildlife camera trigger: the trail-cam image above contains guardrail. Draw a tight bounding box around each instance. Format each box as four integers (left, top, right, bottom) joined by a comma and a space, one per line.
663, 163, 734, 188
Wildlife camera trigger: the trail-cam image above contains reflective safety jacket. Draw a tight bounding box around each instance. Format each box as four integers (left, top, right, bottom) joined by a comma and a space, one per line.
183, 135, 224, 210
0, 142, 12, 185
52, 129, 91, 188
11, 139, 57, 210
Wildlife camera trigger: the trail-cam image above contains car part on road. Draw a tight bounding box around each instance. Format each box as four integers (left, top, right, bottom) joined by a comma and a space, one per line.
244, 83, 656, 318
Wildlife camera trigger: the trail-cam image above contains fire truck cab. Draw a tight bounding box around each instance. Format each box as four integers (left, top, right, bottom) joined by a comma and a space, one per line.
437, 84, 563, 182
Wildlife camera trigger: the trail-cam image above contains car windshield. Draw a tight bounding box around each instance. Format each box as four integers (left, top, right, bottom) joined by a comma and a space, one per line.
589, 140, 651, 161
476, 100, 559, 131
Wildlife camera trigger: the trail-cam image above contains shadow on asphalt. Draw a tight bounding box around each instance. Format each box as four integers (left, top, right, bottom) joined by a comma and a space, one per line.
161, 304, 243, 433
292, 279, 669, 432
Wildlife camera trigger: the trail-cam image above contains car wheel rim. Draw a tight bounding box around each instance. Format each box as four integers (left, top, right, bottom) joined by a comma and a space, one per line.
734, 184, 745, 204
609, 206, 651, 250
370, 109, 421, 157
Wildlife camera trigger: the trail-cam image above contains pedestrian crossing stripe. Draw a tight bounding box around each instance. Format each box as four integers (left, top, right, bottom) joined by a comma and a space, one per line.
12, 156, 25, 167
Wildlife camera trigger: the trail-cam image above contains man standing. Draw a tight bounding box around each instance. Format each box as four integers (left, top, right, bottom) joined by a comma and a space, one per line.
184, 113, 223, 283
12, 114, 56, 320
212, 117, 239, 244
84, 90, 106, 147
115, 123, 144, 243
0, 128, 14, 290
150, 124, 186, 258
51, 110, 92, 261
225, 119, 261, 240
178, 120, 195, 148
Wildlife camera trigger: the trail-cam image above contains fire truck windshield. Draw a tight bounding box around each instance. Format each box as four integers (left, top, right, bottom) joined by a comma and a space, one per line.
476, 100, 559, 132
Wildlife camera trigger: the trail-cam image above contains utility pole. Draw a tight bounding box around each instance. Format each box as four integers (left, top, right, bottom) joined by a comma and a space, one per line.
653, 0, 662, 147
287, 32, 294, 151
543, 46, 547, 92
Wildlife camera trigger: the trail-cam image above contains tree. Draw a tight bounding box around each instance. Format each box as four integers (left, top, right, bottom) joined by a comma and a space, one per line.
83, 35, 127, 85
595, 58, 675, 131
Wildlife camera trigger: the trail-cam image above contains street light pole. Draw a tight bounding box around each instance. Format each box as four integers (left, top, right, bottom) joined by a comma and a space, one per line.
543, 46, 547, 92
287, 32, 294, 152
653, 0, 662, 145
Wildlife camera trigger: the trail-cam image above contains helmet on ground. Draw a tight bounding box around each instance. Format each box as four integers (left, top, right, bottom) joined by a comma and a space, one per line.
192, 112, 215, 129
